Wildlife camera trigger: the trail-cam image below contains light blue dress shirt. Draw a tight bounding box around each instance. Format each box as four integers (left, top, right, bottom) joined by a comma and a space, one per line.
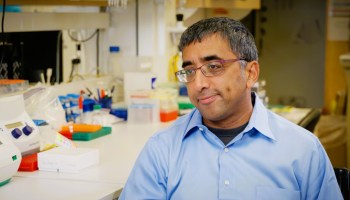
119, 94, 343, 200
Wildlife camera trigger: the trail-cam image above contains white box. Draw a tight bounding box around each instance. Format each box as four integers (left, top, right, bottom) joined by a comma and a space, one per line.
124, 72, 156, 104
38, 147, 99, 173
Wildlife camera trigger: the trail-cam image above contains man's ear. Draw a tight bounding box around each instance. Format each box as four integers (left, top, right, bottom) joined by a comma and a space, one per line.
246, 61, 260, 89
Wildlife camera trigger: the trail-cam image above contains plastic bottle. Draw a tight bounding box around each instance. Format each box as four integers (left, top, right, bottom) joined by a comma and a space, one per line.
91, 104, 103, 125
109, 46, 122, 79
109, 46, 125, 103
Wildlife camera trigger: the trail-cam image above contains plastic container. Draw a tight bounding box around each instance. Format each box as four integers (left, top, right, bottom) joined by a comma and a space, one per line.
91, 104, 102, 124
127, 91, 160, 123
18, 153, 38, 172
0, 79, 28, 95
178, 96, 195, 116
67, 93, 80, 122
109, 46, 122, 78
83, 98, 95, 112
58, 95, 72, 122
160, 110, 178, 122
110, 108, 128, 120
38, 125, 76, 151
154, 89, 178, 122
100, 97, 112, 109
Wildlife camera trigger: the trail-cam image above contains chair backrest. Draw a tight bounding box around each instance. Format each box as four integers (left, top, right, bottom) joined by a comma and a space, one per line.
334, 167, 350, 200
298, 108, 321, 133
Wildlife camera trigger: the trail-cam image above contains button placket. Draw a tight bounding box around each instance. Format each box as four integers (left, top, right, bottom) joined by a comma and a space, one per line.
224, 180, 230, 186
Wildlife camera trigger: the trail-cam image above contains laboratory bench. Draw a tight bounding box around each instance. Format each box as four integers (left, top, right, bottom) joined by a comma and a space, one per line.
1, 176, 122, 200
0, 122, 171, 200
0, 107, 315, 199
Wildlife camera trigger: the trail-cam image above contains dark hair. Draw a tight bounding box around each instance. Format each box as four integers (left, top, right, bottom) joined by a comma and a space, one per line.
178, 17, 258, 62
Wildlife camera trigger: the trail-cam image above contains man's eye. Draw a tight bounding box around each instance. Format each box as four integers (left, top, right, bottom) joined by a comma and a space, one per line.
207, 63, 222, 70
185, 69, 195, 75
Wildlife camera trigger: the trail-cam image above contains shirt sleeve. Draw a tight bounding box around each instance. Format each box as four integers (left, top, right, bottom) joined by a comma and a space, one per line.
119, 136, 168, 200
302, 140, 343, 200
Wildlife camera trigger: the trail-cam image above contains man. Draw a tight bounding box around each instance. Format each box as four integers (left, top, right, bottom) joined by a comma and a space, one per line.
119, 17, 342, 199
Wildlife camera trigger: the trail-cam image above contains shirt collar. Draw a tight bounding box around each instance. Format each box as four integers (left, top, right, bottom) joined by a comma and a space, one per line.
184, 109, 203, 135
248, 93, 276, 141
182, 92, 276, 141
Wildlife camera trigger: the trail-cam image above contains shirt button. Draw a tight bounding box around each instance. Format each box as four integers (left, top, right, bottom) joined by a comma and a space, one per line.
199, 127, 203, 131
224, 180, 230, 186
224, 148, 229, 152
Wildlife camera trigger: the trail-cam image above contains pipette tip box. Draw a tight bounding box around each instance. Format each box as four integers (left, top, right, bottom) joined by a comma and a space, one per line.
72, 126, 112, 141
59, 126, 112, 141
38, 147, 99, 173
18, 153, 38, 171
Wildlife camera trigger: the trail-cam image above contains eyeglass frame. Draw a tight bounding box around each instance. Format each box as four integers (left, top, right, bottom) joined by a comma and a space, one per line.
175, 58, 246, 83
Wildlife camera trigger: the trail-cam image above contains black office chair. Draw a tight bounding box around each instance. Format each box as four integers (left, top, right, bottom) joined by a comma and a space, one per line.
334, 167, 350, 200
298, 108, 321, 133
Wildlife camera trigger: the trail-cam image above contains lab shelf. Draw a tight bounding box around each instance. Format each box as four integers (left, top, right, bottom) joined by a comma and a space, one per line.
5, 12, 109, 32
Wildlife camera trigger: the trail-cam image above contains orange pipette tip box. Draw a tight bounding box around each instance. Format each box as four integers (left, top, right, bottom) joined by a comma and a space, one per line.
18, 153, 38, 172
72, 126, 112, 141
61, 124, 102, 133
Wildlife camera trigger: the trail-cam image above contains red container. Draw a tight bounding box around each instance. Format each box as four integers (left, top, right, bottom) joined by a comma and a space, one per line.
160, 110, 178, 122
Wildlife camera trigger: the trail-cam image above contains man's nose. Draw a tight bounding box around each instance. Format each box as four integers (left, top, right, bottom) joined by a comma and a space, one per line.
192, 68, 209, 89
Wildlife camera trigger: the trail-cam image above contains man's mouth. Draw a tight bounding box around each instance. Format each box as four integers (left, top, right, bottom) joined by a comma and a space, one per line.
198, 95, 217, 105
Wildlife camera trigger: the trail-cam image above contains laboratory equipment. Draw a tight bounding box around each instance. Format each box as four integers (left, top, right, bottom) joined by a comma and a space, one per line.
60, 125, 112, 141
109, 46, 122, 78
0, 79, 29, 95
0, 94, 40, 156
1, 31, 63, 83
127, 90, 160, 123
0, 134, 22, 187
38, 146, 99, 173
124, 72, 156, 104
61, 124, 102, 133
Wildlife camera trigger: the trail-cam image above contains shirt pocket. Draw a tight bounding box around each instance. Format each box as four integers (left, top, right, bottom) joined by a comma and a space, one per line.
255, 186, 301, 200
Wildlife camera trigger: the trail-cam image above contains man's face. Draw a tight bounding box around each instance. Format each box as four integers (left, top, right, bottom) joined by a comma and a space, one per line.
182, 34, 253, 127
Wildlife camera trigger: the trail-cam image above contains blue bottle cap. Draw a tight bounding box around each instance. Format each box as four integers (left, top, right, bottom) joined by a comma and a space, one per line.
109, 46, 120, 52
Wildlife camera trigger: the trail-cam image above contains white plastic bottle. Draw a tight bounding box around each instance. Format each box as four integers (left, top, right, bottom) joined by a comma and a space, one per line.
109, 46, 125, 103
91, 104, 102, 124
109, 46, 122, 79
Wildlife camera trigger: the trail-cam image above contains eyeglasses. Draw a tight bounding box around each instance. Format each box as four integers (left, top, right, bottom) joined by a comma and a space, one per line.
175, 58, 246, 83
